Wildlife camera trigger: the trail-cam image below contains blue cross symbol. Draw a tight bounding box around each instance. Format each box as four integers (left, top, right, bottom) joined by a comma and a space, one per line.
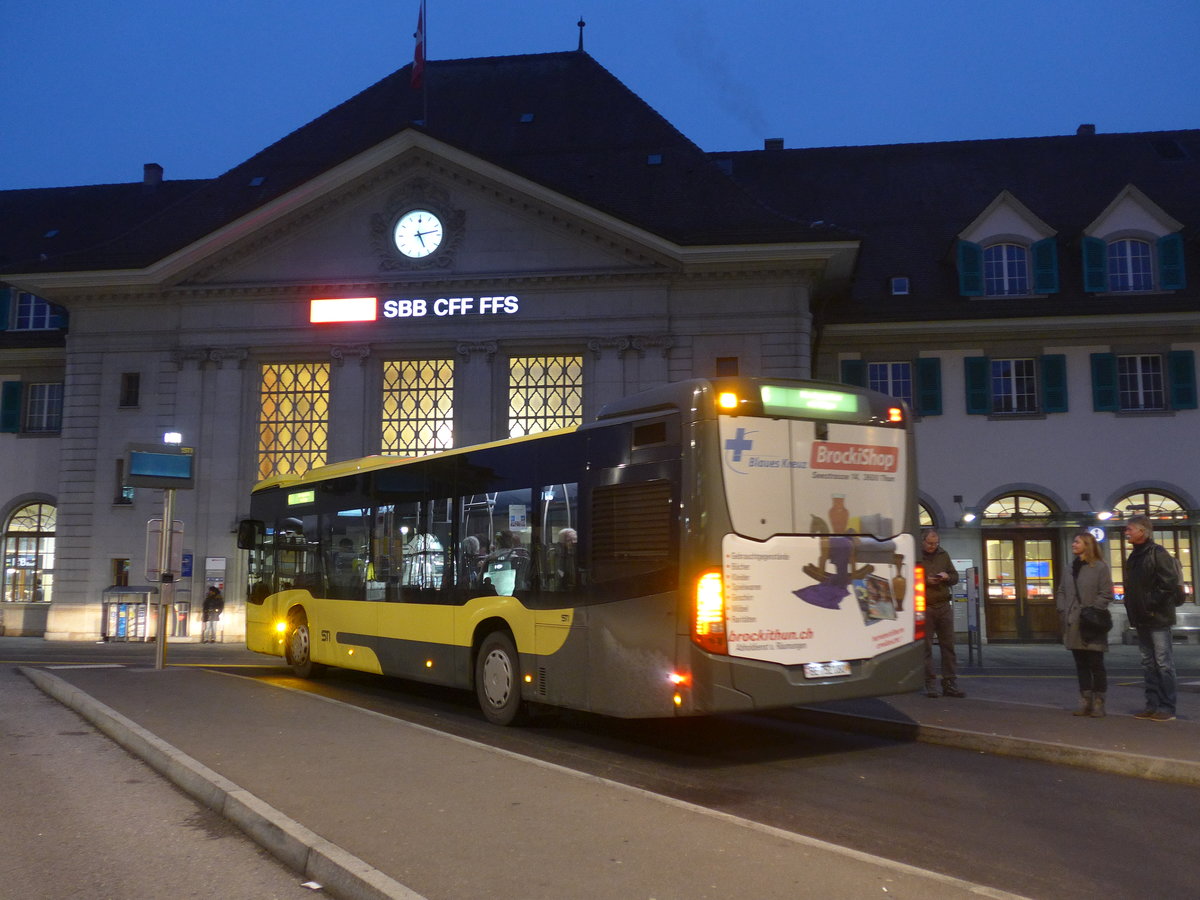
725, 428, 753, 462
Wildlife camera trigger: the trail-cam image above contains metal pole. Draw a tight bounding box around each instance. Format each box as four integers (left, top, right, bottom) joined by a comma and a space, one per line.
154, 488, 176, 670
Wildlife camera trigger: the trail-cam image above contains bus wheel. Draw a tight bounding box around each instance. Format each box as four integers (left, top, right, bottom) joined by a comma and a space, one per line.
286, 615, 325, 679
475, 632, 523, 726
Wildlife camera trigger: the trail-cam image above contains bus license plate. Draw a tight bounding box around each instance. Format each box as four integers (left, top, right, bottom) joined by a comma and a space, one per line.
803, 660, 851, 679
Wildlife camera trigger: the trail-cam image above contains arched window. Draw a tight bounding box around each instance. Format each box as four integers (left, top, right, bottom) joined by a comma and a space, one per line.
2, 502, 56, 603
1108, 491, 1192, 601
918, 502, 935, 528
980, 493, 1055, 524
984, 243, 1029, 296
1107, 239, 1153, 292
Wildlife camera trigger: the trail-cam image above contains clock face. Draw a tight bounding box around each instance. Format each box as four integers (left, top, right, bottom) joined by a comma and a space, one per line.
393, 209, 444, 258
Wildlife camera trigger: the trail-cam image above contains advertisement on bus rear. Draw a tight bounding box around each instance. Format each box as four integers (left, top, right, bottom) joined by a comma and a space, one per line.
719, 418, 915, 665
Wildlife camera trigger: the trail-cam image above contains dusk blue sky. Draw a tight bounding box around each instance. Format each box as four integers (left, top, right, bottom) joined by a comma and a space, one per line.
4, 0, 1199, 190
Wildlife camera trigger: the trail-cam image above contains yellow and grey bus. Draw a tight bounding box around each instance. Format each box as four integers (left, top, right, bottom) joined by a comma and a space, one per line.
238, 377, 926, 724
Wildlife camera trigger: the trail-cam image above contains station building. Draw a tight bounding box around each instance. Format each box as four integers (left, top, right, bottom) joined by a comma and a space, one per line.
1, 50, 1196, 642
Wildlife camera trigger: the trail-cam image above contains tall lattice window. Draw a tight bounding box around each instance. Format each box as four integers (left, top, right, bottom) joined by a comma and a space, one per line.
258, 363, 330, 479
381, 359, 454, 456
508, 355, 583, 437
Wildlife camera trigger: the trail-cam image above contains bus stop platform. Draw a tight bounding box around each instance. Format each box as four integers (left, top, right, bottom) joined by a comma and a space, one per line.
18, 641, 1200, 900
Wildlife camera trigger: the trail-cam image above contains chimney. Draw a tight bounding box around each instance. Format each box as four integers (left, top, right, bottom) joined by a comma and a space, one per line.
1076, 124, 1096, 136
143, 162, 163, 187
763, 137, 784, 151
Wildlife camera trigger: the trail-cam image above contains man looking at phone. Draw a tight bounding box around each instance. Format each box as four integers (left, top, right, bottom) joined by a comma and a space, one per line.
922, 529, 963, 698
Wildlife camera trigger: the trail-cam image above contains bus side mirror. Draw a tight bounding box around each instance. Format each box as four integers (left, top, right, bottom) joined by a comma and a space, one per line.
237, 519, 265, 550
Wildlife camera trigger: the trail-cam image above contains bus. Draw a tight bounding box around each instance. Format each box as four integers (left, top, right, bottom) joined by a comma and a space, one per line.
237, 377, 925, 724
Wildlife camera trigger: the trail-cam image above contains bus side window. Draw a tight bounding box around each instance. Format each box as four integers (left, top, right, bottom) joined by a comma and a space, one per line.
540, 483, 579, 593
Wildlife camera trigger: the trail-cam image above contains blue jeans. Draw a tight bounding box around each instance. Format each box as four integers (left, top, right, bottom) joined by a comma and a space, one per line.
1135, 626, 1176, 714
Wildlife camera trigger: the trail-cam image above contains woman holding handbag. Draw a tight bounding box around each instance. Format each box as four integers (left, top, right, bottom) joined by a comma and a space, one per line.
1054, 532, 1115, 717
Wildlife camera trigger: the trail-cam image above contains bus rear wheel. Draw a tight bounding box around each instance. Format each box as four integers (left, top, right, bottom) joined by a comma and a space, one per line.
286, 614, 325, 679
475, 632, 523, 725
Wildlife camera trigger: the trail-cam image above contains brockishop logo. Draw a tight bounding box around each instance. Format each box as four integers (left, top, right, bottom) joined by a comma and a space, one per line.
809, 441, 899, 473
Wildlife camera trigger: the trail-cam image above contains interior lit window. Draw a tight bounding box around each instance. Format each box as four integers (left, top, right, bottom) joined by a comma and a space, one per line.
257, 363, 330, 479
2, 502, 55, 603
508, 355, 583, 437
381, 359, 455, 456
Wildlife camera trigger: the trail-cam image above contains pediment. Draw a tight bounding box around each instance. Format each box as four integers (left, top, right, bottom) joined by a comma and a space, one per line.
958, 190, 1055, 244
175, 136, 675, 289
1085, 184, 1183, 239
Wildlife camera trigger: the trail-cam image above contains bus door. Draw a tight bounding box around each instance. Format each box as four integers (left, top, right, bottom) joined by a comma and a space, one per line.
374, 498, 456, 678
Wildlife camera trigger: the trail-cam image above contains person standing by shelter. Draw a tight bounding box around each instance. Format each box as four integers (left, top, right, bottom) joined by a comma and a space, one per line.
1055, 532, 1114, 716
201, 586, 224, 643
1123, 515, 1180, 721
921, 530, 963, 698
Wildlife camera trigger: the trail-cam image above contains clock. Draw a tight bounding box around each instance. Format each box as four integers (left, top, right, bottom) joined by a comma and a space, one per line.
392, 209, 444, 258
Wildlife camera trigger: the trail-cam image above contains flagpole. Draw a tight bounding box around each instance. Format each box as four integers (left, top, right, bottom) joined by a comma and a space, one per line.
422, 0, 428, 127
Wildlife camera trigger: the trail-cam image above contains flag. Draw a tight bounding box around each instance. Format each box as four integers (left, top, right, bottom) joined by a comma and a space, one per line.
411, 0, 426, 90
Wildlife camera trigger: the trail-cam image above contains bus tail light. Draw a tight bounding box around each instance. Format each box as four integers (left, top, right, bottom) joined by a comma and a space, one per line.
692, 570, 727, 655
913, 564, 926, 642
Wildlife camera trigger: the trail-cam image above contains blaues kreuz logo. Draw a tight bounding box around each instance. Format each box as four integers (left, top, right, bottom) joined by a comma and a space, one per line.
724, 427, 755, 474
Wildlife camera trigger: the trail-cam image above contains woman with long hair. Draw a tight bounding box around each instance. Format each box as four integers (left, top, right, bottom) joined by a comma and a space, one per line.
1054, 532, 1115, 716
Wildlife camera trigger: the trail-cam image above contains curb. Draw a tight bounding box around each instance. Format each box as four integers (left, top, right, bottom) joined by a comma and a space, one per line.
19, 666, 424, 900
791, 706, 1200, 787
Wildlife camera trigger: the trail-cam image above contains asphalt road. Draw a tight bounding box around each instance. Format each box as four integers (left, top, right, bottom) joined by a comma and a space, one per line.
8, 637, 1200, 898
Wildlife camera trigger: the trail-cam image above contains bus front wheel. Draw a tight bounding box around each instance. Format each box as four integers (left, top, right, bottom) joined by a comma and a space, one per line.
286, 615, 325, 679
475, 632, 523, 726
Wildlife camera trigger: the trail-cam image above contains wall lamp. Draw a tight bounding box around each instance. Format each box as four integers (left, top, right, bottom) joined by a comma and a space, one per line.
954, 495, 977, 523
1082, 493, 1114, 521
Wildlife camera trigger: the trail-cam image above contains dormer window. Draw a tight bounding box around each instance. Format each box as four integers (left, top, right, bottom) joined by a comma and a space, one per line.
955, 192, 1058, 298
1107, 239, 1154, 292
1082, 186, 1187, 293
983, 243, 1029, 296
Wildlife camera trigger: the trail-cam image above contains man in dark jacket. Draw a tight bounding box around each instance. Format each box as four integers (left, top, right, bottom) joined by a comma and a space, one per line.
921, 529, 963, 698
1123, 515, 1180, 721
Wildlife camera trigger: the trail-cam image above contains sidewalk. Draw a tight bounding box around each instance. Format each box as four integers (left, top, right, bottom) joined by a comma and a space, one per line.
21, 664, 1024, 900
794, 641, 1200, 785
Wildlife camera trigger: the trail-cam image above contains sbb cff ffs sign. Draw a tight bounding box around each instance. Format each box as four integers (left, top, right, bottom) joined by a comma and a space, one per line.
125, 443, 196, 490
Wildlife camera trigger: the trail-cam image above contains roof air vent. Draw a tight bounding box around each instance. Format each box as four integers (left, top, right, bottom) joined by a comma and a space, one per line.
764, 138, 784, 151
1076, 124, 1096, 136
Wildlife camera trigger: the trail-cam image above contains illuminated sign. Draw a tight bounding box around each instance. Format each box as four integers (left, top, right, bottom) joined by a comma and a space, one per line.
287, 489, 316, 506
759, 385, 863, 418
310, 297, 377, 323
309, 295, 520, 323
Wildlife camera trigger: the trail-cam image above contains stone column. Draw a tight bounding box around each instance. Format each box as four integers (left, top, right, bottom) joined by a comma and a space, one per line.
455, 341, 498, 446
329, 344, 371, 463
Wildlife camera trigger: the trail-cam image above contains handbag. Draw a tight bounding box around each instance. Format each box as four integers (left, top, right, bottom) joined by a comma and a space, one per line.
1078, 605, 1112, 642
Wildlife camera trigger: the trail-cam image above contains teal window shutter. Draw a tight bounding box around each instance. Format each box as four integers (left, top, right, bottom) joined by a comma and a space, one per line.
957, 241, 983, 296
0, 287, 10, 331
1, 381, 22, 433
840, 359, 866, 386
1090, 353, 1118, 411
1031, 237, 1059, 294
1158, 233, 1186, 290
49, 304, 69, 329
964, 356, 990, 414
1040, 354, 1068, 413
915, 358, 942, 416
1082, 237, 1108, 292
1168, 350, 1197, 410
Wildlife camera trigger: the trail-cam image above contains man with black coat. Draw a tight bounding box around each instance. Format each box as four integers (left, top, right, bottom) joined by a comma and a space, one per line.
1123, 514, 1181, 721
